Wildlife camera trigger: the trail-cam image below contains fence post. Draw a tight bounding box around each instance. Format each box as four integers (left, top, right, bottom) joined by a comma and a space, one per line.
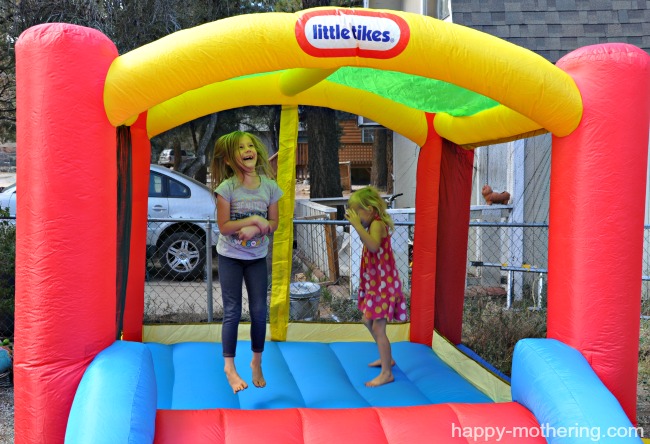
325, 214, 339, 281
206, 220, 213, 322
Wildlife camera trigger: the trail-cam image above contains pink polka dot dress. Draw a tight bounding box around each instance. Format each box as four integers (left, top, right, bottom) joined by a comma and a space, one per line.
357, 221, 408, 322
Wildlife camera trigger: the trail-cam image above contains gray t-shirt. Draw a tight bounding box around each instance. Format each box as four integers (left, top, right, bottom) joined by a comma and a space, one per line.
215, 175, 283, 260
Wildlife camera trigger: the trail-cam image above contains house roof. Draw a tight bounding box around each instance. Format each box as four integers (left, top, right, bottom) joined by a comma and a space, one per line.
451, 0, 650, 63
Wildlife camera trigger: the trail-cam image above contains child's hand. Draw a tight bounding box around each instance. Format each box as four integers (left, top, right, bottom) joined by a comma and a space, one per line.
345, 208, 362, 229
253, 216, 271, 235
238, 225, 261, 240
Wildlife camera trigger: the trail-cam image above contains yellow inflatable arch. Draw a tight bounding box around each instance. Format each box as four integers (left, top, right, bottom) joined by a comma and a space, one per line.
104, 7, 583, 147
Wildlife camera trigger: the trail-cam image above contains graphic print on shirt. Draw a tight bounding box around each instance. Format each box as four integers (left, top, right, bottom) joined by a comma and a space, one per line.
228, 198, 268, 248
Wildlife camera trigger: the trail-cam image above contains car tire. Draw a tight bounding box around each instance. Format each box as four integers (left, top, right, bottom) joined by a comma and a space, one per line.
159, 231, 205, 280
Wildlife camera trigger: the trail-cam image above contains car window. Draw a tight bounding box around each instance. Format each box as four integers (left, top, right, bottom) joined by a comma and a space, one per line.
168, 178, 190, 198
149, 173, 164, 197
1, 184, 15, 194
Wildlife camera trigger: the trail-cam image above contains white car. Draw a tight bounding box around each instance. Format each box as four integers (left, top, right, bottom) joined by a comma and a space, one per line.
157, 148, 195, 167
0, 184, 15, 220
0, 165, 218, 280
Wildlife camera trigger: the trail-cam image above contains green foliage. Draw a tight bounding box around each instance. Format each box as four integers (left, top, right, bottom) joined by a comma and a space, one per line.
329, 297, 362, 322
276, 0, 362, 12
0, 207, 15, 307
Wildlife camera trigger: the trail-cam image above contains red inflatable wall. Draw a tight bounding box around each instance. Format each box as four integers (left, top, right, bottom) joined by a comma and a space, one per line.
548, 43, 650, 422
410, 113, 441, 345
14, 24, 118, 443
434, 140, 474, 345
153, 402, 546, 444
123, 113, 151, 341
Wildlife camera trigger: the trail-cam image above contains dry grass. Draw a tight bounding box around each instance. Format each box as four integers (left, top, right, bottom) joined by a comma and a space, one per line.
463, 296, 650, 429
462, 296, 546, 376
638, 319, 650, 428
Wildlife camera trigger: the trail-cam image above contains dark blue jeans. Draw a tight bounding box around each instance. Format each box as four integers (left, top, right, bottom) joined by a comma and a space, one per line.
218, 254, 268, 357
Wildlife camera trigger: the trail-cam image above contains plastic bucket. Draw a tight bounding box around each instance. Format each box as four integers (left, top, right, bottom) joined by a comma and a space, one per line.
289, 282, 321, 321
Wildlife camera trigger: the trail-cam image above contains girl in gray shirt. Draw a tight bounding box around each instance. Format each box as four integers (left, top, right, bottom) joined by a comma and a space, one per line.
210, 131, 283, 394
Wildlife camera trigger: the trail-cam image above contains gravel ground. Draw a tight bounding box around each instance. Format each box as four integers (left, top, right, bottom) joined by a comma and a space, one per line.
0, 386, 13, 444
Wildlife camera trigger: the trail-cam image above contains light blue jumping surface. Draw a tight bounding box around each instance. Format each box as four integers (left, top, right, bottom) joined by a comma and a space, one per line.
144, 340, 493, 410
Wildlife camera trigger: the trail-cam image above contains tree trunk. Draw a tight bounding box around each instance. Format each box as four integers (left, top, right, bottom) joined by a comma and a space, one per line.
300, 0, 342, 202
269, 105, 281, 156
172, 140, 181, 170
304, 106, 342, 199
182, 113, 218, 183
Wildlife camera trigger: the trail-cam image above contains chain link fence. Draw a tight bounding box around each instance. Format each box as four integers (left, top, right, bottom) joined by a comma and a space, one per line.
641, 225, 650, 319
143, 208, 415, 325
1, 214, 649, 339
145, 219, 220, 324
467, 221, 549, 310
143, 203, 550, 327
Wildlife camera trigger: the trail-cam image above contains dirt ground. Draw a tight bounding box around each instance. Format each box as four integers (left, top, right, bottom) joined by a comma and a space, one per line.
294, 179, 358, 200
295, 180, 311, 199
639, 384, 650, 431
0, 387, 12, 444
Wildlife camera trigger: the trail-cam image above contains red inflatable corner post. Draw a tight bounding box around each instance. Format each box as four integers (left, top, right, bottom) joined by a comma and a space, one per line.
14, 24, 118, 443
548, 43, 650, 423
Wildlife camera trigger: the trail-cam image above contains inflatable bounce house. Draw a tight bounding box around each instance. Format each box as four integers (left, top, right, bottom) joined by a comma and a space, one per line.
13, 7, 650, 444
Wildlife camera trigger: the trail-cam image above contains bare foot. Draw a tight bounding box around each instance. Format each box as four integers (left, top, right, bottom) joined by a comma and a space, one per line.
365, 372, 395, 387
368, 359, 396, 368
251, 363, 266, 388
225, 369, 248, 394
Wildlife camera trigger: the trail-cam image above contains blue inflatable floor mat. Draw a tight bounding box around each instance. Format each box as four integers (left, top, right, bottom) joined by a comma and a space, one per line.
145, 340, 493, 410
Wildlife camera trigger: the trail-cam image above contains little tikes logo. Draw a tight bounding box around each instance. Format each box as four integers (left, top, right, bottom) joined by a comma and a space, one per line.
296, 10, 410, 59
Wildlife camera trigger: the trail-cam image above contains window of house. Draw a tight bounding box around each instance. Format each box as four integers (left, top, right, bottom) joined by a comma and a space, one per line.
362, 128, 375, 143
437, 0, 450, 20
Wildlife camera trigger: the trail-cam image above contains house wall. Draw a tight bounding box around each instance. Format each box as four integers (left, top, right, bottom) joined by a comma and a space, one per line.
339, 119, 363, 144
522, 134, 551, 273
471, 144, 511, 207
467, 135, 552, 294
392, 132, 419, 208
364, 0, 436, 15
296, 119, 373, 184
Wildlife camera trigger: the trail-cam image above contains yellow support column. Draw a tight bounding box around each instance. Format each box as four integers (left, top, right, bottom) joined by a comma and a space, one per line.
270, 105, 298, 341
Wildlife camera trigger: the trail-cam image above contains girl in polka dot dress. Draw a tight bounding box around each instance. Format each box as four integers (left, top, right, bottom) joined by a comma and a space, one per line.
345, 187, 407, 387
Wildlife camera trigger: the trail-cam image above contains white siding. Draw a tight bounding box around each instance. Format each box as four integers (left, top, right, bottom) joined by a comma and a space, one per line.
392, 132, 419, 208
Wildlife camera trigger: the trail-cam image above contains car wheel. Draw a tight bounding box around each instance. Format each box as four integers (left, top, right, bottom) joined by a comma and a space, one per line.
159, 231, 205, 280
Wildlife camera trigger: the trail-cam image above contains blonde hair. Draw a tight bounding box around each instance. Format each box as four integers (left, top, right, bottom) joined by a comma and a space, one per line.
348, 186, 395, 232
210, 131, 275, 190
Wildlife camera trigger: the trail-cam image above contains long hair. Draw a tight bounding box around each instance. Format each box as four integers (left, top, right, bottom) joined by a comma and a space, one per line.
210, 131, 275, 190
348, 186, 395, 232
